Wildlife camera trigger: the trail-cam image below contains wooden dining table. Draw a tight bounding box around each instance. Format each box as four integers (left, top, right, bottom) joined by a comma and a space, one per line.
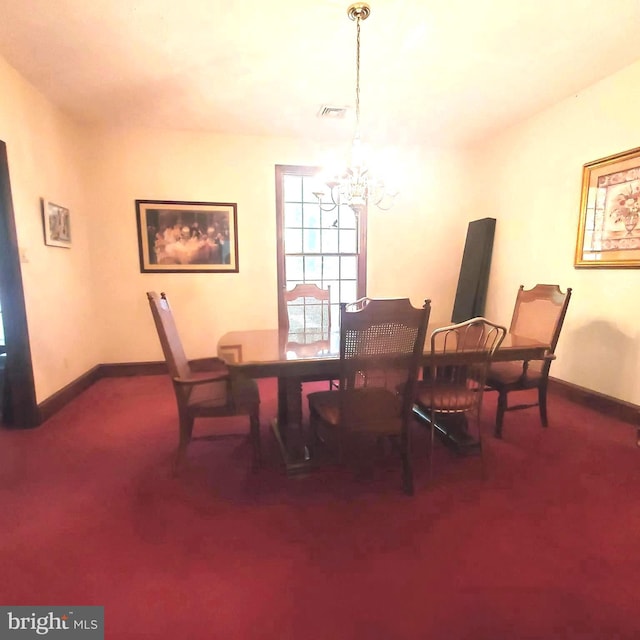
218, 327, 549, 472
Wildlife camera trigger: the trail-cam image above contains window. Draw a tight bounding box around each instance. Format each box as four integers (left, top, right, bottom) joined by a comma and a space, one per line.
276, 165, 367, 330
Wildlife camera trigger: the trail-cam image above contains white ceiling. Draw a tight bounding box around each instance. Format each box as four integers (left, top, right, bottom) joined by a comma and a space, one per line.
0, 0, 639, 147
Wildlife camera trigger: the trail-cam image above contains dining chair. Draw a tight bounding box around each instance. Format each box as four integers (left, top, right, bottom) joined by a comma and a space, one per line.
414, 317, 507, 479
283, 283, 334, 387
146, 291, 261, 471
307, 297, 431, 495
485, 284, 572, 438
283, 283, 331, 340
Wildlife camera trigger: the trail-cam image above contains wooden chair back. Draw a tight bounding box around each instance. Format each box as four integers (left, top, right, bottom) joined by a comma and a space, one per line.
509, 284, 572, 374
283, 283, 331, 343
146, 291, 191, 380
338, 298, 431, 422
345, 296, 371, 312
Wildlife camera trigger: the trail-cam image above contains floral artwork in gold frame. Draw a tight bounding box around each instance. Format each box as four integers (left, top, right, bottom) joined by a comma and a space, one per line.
575, 146, 640, 268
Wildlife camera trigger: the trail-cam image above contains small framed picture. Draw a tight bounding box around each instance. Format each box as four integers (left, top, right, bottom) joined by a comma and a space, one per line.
135, 200, 239, 273
42, 199, 71, 248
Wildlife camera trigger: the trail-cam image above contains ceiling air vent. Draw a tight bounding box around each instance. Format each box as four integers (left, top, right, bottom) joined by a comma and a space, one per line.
317, 105, 348, 120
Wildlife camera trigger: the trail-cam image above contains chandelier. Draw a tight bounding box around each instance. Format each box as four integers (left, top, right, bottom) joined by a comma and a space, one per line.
313, 3, 398, 215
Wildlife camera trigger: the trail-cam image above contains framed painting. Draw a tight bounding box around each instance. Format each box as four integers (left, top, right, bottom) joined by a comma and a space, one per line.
135, 200, 239, 273
42, 199, 71, 248
575, 146, 640, 268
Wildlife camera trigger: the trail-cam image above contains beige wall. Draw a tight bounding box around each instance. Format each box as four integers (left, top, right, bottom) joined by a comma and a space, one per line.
475, 59, 640, 405
0, 56, 99, 402
83, 128, 471, 364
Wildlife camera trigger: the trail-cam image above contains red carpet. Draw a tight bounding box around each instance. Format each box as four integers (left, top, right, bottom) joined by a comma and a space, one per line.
0, 375, 638, 639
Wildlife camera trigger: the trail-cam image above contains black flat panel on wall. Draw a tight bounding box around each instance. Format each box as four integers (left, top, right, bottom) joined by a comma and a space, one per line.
451, 217, 496, 323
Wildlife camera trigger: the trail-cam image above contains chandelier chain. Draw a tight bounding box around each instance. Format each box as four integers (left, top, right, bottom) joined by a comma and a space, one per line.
355, 15, 361, 133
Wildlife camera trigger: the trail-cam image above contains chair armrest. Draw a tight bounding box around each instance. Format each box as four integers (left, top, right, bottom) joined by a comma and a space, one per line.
172, 372, 229, 387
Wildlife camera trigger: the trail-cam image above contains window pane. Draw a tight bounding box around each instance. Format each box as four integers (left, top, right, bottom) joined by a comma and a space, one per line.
302, 177, 321, 204
330, 303, 340, 323
340, 256, 358, 279
283, 174, 302, 202
323, 256, 340, 280
339, 229, 357, 253
305, 256, 322, 280
325, 280, 340, 304
340, 280, 357, 303
286, 256, 304, 280
284, 203, 303, 228
321, 229, 339, 253
285, 228, 302, 253
287, 305, 305, 332
338, 206, 357, 229
340, 280, 358, 302
303, 206, 320, 229
303, 229, 320, 253
321, 209, 338, 228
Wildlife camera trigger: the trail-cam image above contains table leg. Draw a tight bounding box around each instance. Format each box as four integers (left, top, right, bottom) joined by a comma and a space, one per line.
273, 376, 311, 474
276, 376, 303, 440
277, 377, 289, 434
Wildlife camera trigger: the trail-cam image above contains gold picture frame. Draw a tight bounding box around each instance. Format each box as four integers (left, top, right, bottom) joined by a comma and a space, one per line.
575, 146, 640, 268
135, 200, 239, 273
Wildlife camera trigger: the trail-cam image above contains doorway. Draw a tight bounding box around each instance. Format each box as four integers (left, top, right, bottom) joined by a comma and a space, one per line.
0, 139, 39, 427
